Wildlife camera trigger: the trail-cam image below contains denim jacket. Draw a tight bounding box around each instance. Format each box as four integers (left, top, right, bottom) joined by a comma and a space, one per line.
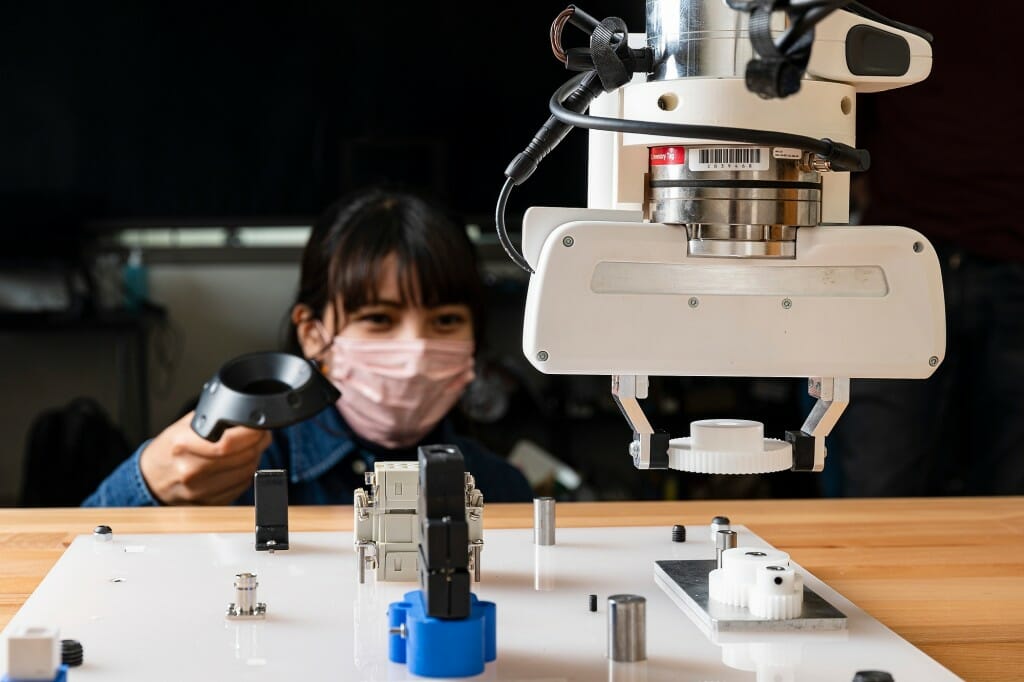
82, 407, 532, 506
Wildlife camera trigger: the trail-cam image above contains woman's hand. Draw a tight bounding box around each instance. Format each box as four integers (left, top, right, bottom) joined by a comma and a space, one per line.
139, 412, 272, 505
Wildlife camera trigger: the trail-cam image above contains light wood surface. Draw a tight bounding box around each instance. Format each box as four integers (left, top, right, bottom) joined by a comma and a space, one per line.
1, 497, 1022, 680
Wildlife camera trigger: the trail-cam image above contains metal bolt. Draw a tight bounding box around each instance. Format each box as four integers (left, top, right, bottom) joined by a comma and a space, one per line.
710, 516, 730, 543
929, 356, 939, 367
589, 594, 598, 612
688, 297, 699, 308
782, 298, 793, 309
913, 242, 924, 253
671, 525, 686, 542
562, 235, 574, 247
93, 525, 113, 542
628, 441, 640, 458
389, 623, 407, 639
537, 351, 549, 362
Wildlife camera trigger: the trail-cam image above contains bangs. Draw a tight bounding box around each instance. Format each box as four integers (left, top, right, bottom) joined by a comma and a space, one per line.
325, 194, 482, 320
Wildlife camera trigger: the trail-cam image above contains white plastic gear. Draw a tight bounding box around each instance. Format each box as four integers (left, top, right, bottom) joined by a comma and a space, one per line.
668, 442, 792, 474
708, 567, 750, 607
668, 419, 792, 474
709, 547, 791, 608
748, 565, 804, 620
749, 589, 803, 620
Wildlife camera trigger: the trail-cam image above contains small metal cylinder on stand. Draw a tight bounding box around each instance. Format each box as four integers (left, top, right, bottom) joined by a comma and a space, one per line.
235, 573, 258, 614
534, 497, 556, 546
607, 594, 646, 662
227, 572, 266, 620
716, 529, 738, 568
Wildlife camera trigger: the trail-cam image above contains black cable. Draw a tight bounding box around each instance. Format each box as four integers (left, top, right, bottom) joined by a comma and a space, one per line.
495, 177, 533, 274
498, 71, 604, 275
548, 71, 870, 172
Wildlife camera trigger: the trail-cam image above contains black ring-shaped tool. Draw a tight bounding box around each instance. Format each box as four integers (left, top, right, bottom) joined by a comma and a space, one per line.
191, 352, 340, 442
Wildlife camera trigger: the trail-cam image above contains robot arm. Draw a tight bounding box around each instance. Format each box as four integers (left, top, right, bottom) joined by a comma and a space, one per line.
499, 1, 943, 475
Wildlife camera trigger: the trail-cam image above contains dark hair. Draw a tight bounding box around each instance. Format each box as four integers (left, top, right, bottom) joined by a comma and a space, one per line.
288, 187, 485, 353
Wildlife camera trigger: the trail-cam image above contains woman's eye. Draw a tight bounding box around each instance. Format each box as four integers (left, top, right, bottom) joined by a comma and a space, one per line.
434, 313, 467, 329
357, 313, 393, 327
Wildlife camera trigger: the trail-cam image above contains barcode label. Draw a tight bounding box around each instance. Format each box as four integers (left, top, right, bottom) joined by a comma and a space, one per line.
689, 147, 769, 171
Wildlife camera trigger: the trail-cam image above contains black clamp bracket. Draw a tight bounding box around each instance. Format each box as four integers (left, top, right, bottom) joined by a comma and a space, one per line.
254, 469, 289, 551
418, 445, 471, 619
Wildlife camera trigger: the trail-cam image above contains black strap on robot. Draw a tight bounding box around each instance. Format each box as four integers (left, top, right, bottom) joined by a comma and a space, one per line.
741, 0, 818, 99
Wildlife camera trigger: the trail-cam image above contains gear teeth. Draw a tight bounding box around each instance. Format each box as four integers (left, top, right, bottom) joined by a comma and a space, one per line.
749, 590, 803, 620
669, 439, 792, 474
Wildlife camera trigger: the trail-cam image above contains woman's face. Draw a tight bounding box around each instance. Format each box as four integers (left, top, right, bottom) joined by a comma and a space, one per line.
295, 254, 473, 356
339, 254, 473, 341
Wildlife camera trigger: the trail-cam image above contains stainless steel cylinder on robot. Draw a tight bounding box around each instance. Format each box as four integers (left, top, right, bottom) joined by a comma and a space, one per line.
716, 529, 738, 568
645, 0, 823, 258
534, 497, 556, 546
646, 0, 769, 81
607, 594, 647, 662
647, 145, 821, 258
234, 572, 259, 615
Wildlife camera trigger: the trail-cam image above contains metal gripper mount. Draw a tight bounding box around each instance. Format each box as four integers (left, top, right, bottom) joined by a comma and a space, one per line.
612, 374, 670, 470
787, 377, 850, 471
613, 374, 850, 472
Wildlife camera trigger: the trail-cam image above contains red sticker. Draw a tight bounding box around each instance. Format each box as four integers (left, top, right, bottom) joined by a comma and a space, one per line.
649, 146, 686, 166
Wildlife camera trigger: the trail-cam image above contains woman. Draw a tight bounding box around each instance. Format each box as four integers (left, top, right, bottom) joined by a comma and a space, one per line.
84, 188, 532, 506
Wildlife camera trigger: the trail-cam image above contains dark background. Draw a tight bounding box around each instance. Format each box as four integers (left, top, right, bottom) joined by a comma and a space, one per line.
1, 1, 816, 505
1, 1, 647, 232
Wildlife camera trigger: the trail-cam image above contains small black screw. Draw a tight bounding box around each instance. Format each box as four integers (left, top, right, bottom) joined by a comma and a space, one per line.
588, 594, 598, 612
852, 672, 894, 682
711, 516, 730, 525
61, 639, 84, 667
93, 525, 112, 536
671, 525, 686, 542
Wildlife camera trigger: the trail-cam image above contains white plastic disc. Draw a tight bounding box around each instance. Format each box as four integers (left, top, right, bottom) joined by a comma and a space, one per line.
668, 419, 792, 474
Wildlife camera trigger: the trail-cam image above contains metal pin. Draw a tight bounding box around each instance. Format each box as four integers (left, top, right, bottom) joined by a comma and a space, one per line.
227, 572, 267, 619
716, 529, 738, 568
235, 573, 257, 614
534, 497, 556, 546
471, 542, 483, 582
607, 594, 646, 662
710, 515, 731, 543
357, 544, 366, 584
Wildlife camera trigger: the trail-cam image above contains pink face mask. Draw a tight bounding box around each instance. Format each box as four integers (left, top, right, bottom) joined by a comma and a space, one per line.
322, 337, 475, 449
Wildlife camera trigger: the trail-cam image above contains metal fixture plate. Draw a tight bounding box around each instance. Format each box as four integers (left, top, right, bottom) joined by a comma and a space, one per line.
654, 559, 847, 633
